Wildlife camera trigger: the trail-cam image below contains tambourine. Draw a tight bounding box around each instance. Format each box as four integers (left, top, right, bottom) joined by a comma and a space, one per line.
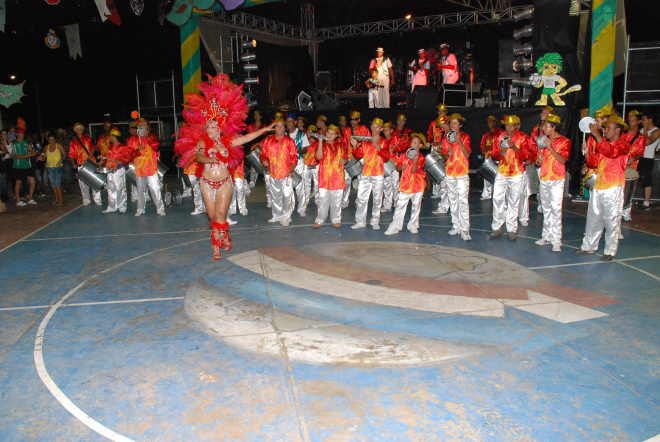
579, 117, 596, 134
406, 148, 418, 160
447, 130, 458, 143
499, 136, 511, 149
351, 135, 374, 141
309, 132, 329, 141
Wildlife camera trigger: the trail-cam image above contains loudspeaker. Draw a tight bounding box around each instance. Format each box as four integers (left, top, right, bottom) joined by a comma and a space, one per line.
441, 83, 467, 107
311, 89, 340, 110
498, 39, 516, 77
315, 71, 332, 92
414, 85, 438, 108
297, 91, 313, 111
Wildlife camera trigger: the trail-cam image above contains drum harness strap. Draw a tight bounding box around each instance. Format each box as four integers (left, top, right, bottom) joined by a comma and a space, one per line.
75, 136, 92, 164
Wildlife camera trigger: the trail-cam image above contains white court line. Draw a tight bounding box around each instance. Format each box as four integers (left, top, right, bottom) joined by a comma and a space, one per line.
0, 206, 81, 253
0, 305, 50, 312
529, 255, 660, 271
63, 297, 184, 308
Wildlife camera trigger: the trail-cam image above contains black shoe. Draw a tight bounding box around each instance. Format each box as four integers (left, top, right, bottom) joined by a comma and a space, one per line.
507, 233, 517, 241
638, 203, 650, 211
601, 254, 614, 261
575, 249, 596, 255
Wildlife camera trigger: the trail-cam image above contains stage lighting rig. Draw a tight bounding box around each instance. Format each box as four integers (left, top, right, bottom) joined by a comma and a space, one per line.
239, 36, 259, 106
513, 6, 534, 22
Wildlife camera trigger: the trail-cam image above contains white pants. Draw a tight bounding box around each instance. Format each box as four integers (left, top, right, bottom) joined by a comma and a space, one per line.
388, 192, 423, 232
315, 188, 343, 225
265, 173, 273, 205
249, 166, 259, 187
581, 186, 624, 256
376, 75, 390, 108
382, 171, 399, 210
229, 177, 248, 215
131, 183, 150, 202
436, 180, 449, 212
303, 165, 319, 206
181, 176, 192, 197
540, 179, 565, 246
355, 175, 384, 226
188, 174, 205, 213
492, 174, 523, 233
447, 175, 470, 232
518, 171, 530, 223
78, 179, 102, 205
294, 159, 307, 213
270, 176, 294, 222
368, 88, 379, 108
481, 179, 492, 199
342, 171, 352, 207
105, 168, 127, 212
136, 174, 164, 214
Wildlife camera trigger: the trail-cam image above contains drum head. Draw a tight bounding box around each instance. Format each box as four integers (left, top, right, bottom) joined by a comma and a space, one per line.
625, 167, 640, 180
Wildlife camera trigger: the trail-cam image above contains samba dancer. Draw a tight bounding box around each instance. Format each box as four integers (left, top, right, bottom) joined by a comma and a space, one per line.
480, 116, 503, 200
534, 114, 570, 252
576, 115, 631, 261
69, 122, 102, 206
313, 124, 347, 228
490, 115, 530, 241
441, 113, 472, 241
350, 117, 389, 230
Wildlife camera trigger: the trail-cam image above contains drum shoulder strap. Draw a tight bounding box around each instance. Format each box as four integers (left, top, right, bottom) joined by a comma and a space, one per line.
76, 136, 90, 157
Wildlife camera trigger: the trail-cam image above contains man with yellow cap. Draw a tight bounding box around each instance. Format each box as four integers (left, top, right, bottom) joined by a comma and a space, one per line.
313, 124, 347, 228
316, 115, 328, 136
102, 127, 129, 214
529, 106, 554, 213
490, 115, 530, 240
286, 112, 311, 217
620, 110, 646, 221
441, 113, 472, 241
534, 114, 571, 252
343, 111, 370, 208
69, 122, 102, 205
350, 117, 389, 230
576, 115, 631, 261
127, 118, 165, 216
381, 121, 401, 212
480, 116, 503, 200
304, 125, 320, 205
428, 105, 449, 200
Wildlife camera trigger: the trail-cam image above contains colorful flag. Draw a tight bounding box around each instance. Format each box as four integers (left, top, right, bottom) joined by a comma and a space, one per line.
64, 24, 82, 59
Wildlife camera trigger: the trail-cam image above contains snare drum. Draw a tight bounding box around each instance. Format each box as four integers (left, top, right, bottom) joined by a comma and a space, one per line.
125, 164, 137, 186
76, 160, 107, 192
424, 151, 446, 183
526, 163, 540, 194
246, 146, 264, 174
291, 171, 302, 188
623, 167, 640, 210
345, 158, 363, 178
585, 172, 597, 189
477, 158, 498, 184
383, 159, 397, 177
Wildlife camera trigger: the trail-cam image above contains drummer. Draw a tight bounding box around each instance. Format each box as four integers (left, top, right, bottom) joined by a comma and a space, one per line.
69, 122, 102, 206
576, 115, 631, 261
303, 125, 320, 208
381, 121, 401, 212
127, 118, 165, 216
480, 116, 503, 200
581, 109, 610, 193
534, 114, 570, 252
102, 127, 130, 214
529, 106, 553, 213
490, 115, 530, 241
440, 114, 471, 241
427, 105, 449, 200
620, 110, 646, 222
431, 115, 451, 214
343, 111, 370, 209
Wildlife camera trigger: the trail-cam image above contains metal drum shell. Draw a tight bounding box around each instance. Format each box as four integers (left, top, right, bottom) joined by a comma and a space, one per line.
424, 151, 446, 184
76, 160, 107, 192
477, 158, 498, 184
345, 158, 364, 178
291, 171, 303, 188
623, 167, 640, 210
246, 146, 264, 175
383, 159, 397, 177
157, 158, 169, 177
585, 172, 597, 189
126, 164, 137, 186
526, 164, 540, 194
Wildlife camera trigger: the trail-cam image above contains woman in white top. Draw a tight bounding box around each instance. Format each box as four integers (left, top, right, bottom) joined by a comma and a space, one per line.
639, 112, 660, 209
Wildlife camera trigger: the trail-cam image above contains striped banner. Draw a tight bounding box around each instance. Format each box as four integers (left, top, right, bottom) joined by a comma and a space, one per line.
589, 0, 616, 116
180, 14, 202, 99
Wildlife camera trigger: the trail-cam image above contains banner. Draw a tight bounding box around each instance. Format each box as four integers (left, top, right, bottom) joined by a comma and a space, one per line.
589, 0, 616, 116
0, 0, 5, 34
64, 24, 82, 59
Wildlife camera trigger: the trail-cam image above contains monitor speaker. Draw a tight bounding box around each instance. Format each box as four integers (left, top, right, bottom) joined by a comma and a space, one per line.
297, 91, 313, 111
315, 71, 332, 92
311, 89, 340, 110
440, 83, 467, 107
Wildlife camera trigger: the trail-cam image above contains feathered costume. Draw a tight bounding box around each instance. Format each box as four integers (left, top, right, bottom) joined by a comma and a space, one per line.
174, 74, 249, 261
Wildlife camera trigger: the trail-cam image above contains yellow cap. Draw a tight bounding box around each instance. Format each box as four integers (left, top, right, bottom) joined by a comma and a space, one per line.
437, 104, 448, 111
627, 110, 642, 119
308, 125, 318, 132
371, 118, 384, 127
603, 115, 629, 131
411, 133, 427, 146
594, 109, 611, 119
486, 116, 498, 122
382, 121, 394, 128
541, 105, 554, 112
436, 115, 449, 125
502, 115, 521, 125
327, 124, 342, 135
350, 111, 360, 119
339, 115, 347, 122
396, 114, 406, 121
545, 113, 561, 124
448, 113, 465, 123
317, 115, 327, 121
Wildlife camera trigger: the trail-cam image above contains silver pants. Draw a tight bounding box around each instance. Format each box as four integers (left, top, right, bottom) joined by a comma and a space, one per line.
481, 179, 492, 199
181, 177, 192, 197
432, 181, 441, 197
382, 171, 400, 210
270, 177, 294, 222
294, 159, 307, 213
188, 174, 205, 213
446, 175, 470, 232
249, 166, 259, 187
303, 165, 319, 207
105, 168, 127, 212
229, 177, 247, 215
540, 179, 565, 246
581, 185, 624, 256
315, 188, 343, 225
388, 192, 423, 232
265, 173, 273, 205
343, 171, 352, 206
131, 184, 150, 202
78, 179, 102, 205
136, 174, 164, 214
518, 171, 530, 223
355, 175, 384, 226
436, 180, 449, 212
621, 206, 631, 221
492, 174, 523, 233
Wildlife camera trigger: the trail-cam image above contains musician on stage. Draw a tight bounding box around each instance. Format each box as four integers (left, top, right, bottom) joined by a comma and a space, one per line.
128, 118, 165, 216
409, 49, 430, 92
480, 116, 503, 200
490, 115, 530, 241
534, 114, 571, 252
343, 111, 370, 209
368, 48, 394, 108
620, 110, 646, 222
576, 115, 631, 261
381, 122, 401, 212
260, 118, 298, 227
438, 43, 459, 84
441, 114, 472, 241
350, 117, 389, 230
69, 122, 101, 205
313, 125, 347, 229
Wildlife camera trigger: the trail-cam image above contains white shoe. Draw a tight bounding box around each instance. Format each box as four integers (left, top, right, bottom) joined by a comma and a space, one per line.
461, 231, 471, 241
480, 196, 490, 200
432, 208, 448, 215
182, 190, 192, 198
268, 217, 280, 223
552, 243, 561, 252
240, 211, 248, 216
299, 211, 306, 217
228, 218, 237, 225
94, 201, 102, 206
281, 220, 290, 227
384, 228, 399, 236
341, 203, 349, 209
119, 210, 126, 214
130, 198, 138, 202
372, 224, 380, 230
618, 233, 624, 240
135, 212, 143, 217
191, 210, 204, 215
351, 222, 366, 230
448, 228, 460, 236
28, 199, 37, 205
535, 238, 551, 246
16, 201, 27, 206
266, 202, 272, 208
157, 210, 166, 216
519, 220, 528, 227
409, 227, 418, 234
102, 209, 116, 214
431, 194, 441, 199
537, 205, 543, 213
380, 208, 391, 213
82, 201, 91, 206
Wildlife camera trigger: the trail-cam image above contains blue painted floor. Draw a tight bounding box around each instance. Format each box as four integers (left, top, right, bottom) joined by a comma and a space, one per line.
1, 184, 659, 442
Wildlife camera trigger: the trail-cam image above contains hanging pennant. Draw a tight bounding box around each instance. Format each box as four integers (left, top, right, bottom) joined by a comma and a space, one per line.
0, 0, 5, 34
45, 29, 60, 49
93, 0, 110, 21
106, 0, 121, 25
44, 0, 60, 4
64, 24, 82, 59
130, 0, 144, 16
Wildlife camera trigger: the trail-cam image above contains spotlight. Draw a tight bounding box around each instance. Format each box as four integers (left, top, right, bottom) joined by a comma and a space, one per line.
241, 39, 257, 49
510, 96, 529, 107
513, 43, 534, 56
513, 6, 534, 22
513, 25, 534, 40
405, 14, 412, 20
240, 53, 256, 62
512, 77, 532, 88
243, 64, 259, 72
513, 60, 534, 72
247, 99, 258, 109
244, 78, 259, 86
